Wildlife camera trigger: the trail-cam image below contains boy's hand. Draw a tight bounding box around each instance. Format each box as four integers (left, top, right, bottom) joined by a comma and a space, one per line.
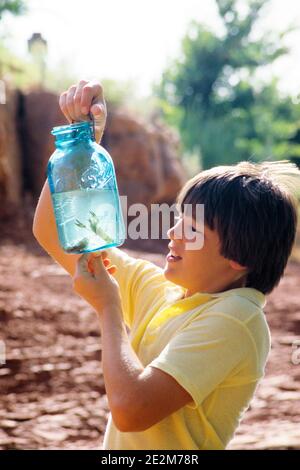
72, 251, 121, 314
59, 80, 107, 143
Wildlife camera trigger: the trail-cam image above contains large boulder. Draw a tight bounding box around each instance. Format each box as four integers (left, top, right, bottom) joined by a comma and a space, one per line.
0, 88, 187, 246
20, 90, 65, 197
0, 86, 22, 206
103, 109, 185, 206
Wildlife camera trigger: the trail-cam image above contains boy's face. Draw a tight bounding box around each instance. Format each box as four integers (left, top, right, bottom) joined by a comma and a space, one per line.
164, 213, 246, 297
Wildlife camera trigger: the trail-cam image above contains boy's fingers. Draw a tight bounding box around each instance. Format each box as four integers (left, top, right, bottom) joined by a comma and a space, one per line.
90, 102, 106, 142
87, 255, 111, 275
59, 92, 72, 123
90, 102, 106, 118
66, 85, 77, 121
88, 252, 110, 272
73, 80, 88, 120
90, 255, 116, 278
107, 265, 117, 274
80, 82, 103, 115
87, 257, 97, 274
91, 250, 108, 258
75, 254, 91, 278
92, 255, 108, 278
59, 80, 107, 137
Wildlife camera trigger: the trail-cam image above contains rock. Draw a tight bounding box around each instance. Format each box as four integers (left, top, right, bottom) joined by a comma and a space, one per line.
20, 90, 66, 197
229, 421, 300, 450
32, 426, 69, 442
0, 86, 22, 206
103, 109, 186, 206
0, 419, 18, 429
0, 88, 186, 206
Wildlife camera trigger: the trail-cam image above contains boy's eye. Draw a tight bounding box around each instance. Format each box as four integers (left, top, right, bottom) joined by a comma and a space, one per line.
174, 215, 196, 228
174, 215, 197, 233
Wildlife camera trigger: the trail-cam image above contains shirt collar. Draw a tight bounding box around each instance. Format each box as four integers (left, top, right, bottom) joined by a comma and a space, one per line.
209, 287, 266, 308
165, 285, 266, 309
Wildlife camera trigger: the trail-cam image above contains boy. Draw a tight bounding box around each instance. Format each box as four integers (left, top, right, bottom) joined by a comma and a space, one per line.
33, 80, 299, 450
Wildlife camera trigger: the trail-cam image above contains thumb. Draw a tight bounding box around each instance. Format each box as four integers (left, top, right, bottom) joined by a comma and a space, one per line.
90, 102, 106, 117
75, 253, 91, 277
91, 253, 109, 278
90, 102, 106, 143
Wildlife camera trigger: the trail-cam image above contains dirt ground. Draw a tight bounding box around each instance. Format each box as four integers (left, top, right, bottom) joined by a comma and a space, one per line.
0, 204, 299, 450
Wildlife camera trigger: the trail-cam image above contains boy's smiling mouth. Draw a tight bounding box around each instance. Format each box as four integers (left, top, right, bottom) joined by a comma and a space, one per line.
167, 244, 183, 262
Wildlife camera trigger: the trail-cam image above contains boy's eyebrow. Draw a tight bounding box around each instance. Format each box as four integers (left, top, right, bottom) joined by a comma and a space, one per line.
190, 217, 205, 234
175, 212, 205, 233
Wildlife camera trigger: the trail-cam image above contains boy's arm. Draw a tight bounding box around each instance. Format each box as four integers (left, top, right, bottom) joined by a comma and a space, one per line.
33, 179, 81, 277
33, 180, 165, 328
32, 79, 109, 276
33, 81, 168, 328
98, 303, 193, 433
100, 307, 257, 433
33, 183, 193, 430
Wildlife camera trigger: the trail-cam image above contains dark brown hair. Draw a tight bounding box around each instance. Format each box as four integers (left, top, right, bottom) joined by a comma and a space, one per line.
177, 161, 300, 294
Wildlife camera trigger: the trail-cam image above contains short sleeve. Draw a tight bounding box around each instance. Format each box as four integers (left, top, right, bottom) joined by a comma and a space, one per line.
149, 313, 257, 409
107, 248, 169, 329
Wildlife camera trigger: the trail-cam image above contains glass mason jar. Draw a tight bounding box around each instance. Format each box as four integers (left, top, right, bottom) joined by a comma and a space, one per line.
47, 120, 125, 254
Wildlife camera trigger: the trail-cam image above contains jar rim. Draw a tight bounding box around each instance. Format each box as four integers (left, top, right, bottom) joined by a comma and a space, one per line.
51, 120, 93, 136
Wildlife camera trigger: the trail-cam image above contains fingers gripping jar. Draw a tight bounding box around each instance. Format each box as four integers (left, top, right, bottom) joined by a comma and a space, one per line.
47, 120, 125, 254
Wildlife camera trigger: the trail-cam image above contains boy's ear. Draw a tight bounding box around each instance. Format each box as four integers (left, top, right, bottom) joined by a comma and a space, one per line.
229, 260, 247, 272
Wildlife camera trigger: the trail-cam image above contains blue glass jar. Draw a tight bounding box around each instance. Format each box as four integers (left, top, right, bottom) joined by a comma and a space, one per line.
47, 120, 125, 254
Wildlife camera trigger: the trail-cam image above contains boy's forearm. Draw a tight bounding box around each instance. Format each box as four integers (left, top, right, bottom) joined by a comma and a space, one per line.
33, 179, 57, 245
98, 305, 146, 432
34, 181, 144, 422
32, 180, 82, 277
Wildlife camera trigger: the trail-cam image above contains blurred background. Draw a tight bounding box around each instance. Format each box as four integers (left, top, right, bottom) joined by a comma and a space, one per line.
0, 0, 299, 450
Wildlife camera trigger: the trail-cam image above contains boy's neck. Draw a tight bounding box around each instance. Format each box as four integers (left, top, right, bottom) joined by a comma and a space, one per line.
184, 276, 247, 298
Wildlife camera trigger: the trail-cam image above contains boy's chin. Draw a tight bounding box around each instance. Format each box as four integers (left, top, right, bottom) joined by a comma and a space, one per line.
163, 265, 181, 283
163, 266, 172, 279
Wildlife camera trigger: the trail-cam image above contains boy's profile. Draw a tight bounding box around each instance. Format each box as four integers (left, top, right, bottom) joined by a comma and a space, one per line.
33, 80, 299, 450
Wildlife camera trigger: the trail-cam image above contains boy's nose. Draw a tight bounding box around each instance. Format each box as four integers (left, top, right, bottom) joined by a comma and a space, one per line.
167, 227, 173, 240
167, 224, 182, 241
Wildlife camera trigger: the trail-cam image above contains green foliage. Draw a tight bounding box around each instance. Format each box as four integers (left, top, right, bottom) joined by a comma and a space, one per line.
156, 0, 300, 169
99, 78, 159, 118
0, 42, 40, 87
44, 61, 79, 94
0, 1, 32, 86
0, 0, 26, 20
100, 79, 137, 107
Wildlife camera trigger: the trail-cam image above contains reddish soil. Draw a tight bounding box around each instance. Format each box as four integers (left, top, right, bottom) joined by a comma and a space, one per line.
0, 203, 299, 450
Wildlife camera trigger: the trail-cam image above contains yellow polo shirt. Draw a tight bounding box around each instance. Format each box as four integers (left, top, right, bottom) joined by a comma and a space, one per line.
102, 248, 271, 450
